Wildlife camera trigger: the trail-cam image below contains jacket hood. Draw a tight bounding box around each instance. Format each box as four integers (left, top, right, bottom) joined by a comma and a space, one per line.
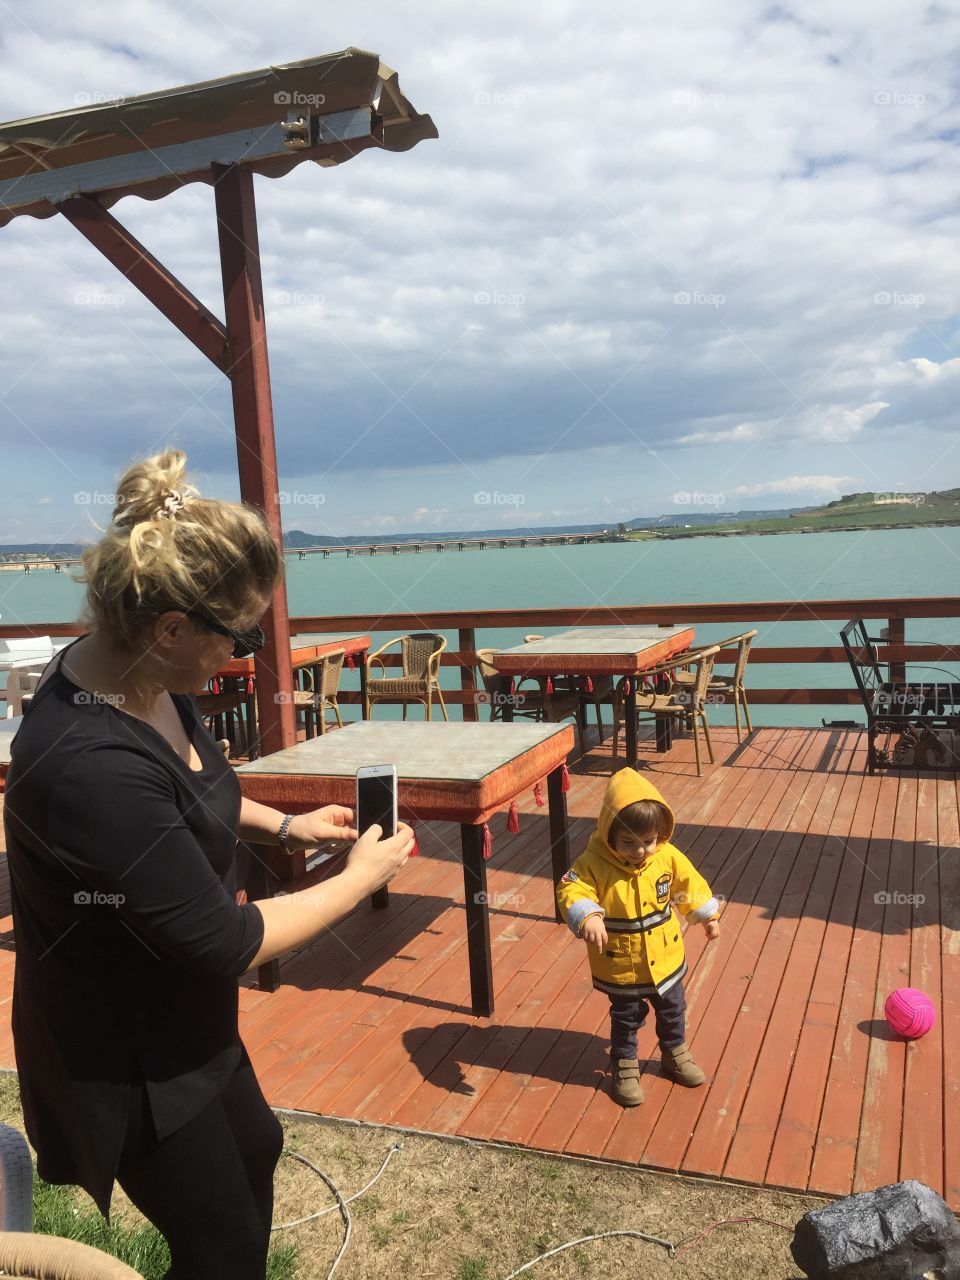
590, 767, 676, 866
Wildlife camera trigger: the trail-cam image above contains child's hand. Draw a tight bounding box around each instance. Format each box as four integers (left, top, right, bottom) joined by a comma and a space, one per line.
580, 914, 607, 952
703, 918, 720, 942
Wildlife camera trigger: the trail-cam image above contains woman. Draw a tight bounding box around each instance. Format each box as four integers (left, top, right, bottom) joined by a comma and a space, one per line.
3, 449, 413, 1279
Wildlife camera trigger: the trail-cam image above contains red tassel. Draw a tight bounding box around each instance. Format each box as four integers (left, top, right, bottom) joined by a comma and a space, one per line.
507, 801, 520, 833
533, 781, 545, 807
584, 676, 594, 693
561, 763, 570, 792
623, 679, 632, 697
212, 677, 220, 695
246, 676, 255, 696
482, 823, 493, 860
545, 676, 554, 694
346, 653, 356, 670
409, 824, 419, 857
509, 678, 517, 695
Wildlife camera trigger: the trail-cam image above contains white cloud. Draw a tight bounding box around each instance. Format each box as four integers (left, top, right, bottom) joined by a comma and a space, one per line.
0, 0, 958, 531
727, 475, 859, 499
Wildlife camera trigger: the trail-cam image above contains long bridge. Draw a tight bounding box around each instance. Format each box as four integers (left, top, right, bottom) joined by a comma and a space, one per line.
0, 530, 615, 571
290, 531, 613, 558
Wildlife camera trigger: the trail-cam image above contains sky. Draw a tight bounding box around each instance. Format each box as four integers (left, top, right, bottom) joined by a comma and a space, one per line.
1, 0, 959, 542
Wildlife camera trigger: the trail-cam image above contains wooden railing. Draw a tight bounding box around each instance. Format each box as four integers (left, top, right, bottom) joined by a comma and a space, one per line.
8, 597, 953, 717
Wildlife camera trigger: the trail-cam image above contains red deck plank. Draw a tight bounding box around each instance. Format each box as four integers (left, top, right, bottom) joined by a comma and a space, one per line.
939, 782, 960, 1207
899, 776, 945, 1193
853, 776, 915, 1194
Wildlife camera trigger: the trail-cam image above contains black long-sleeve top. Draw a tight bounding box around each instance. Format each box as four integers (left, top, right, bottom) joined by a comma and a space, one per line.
3, 641, 265, 1216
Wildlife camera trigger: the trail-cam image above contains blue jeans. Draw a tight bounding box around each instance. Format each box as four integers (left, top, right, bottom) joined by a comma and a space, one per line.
609, 981, 687, 1058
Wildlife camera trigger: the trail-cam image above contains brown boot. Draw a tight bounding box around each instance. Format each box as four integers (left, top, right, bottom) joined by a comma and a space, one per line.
610, 1057, 645, 1106
660, 1041, 706, 1087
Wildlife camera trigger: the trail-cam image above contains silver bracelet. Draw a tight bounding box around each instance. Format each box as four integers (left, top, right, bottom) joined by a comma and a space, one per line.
277, 813, 296, 852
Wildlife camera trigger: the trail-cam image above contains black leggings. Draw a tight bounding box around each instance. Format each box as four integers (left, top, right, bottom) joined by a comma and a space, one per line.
116, 1050, 284, 1280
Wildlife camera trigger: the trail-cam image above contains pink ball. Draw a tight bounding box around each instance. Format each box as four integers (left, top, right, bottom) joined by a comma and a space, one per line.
884, 988, 936, 1039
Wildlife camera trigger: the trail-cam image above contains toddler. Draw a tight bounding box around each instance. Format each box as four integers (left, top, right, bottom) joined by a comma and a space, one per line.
557, 768, 720, 1106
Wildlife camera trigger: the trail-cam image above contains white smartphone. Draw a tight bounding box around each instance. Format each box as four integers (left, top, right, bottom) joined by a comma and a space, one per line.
355, 764, 398, 840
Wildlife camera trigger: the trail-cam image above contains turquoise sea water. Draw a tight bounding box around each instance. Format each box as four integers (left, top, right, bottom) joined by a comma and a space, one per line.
1, 527, 954, 728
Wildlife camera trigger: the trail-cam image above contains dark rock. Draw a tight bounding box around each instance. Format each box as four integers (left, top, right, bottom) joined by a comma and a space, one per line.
791, 1180, 960, 1279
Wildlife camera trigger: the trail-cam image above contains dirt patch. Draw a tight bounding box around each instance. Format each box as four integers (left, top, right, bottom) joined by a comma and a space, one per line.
0, 1073, 823, 1278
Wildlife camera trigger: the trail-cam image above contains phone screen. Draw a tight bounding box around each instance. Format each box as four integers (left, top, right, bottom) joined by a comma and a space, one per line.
356, 772, 397, 839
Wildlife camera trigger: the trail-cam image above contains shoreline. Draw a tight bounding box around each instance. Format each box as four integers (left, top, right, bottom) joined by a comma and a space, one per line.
625, 517, 960, 541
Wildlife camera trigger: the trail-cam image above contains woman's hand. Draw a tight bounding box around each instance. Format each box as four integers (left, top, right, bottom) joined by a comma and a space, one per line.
287, 806, 358, 850
580, 914, 608, 953
703, 918, 720, 941
343, 821, 415, 894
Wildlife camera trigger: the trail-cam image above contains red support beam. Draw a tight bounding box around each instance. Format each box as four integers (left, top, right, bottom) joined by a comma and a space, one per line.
56, 196, 230, 373
214, 164, 295, 755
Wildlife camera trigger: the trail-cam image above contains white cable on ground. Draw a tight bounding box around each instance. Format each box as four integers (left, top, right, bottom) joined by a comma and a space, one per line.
272, 1142, 403, 1280
501, 1228, 677, 1277
272, 1142, 403, 1230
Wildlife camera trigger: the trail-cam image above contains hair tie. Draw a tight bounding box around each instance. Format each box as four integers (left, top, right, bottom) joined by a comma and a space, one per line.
155, 489, 184, 520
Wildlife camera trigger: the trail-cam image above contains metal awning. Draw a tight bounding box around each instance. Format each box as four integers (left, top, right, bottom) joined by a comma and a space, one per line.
0, 48, 437, 226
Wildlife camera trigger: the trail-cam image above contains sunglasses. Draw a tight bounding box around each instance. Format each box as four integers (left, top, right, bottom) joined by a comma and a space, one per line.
187, 611, 266, 659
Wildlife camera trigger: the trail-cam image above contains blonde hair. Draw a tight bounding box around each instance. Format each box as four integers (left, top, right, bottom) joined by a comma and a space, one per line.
80, 448, 283, 648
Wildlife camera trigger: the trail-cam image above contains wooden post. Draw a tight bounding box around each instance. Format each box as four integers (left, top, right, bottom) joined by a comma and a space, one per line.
460, 627, 479, 721
214, 165, 295, 756
888, 617, 906, 684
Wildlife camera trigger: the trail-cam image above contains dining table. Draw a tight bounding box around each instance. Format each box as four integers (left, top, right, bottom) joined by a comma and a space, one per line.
492, 624, 695, 767
234, 719, 575, 1016
215, 632, 371, 758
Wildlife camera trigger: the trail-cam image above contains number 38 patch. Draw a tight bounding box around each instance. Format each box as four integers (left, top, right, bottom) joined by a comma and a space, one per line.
655, 873, 672, 902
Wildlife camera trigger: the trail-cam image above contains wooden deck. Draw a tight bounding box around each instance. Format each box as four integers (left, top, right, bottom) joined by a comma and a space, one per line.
0, 723, 956, 1208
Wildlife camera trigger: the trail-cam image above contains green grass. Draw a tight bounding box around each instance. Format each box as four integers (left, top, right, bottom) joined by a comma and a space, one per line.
32, 1172, 299, 1279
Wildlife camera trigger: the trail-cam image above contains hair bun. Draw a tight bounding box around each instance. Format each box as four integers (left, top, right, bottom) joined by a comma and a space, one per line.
111, 449, 194, 528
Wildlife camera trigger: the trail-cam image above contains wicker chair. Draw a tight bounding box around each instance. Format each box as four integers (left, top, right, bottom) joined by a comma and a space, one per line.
475, 649, 584, 750
0, 1124, 143, 1278
521, 635, 611, 741
0, 1234, 144, 1278
364, 633, 448, 720
671, 629, 757, 742
611, 645, 721, 776
292, 649, 346, 736
196, 685, 247, 756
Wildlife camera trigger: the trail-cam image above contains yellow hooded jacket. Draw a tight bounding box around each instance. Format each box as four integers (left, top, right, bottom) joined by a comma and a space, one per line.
556, 769, 718, 998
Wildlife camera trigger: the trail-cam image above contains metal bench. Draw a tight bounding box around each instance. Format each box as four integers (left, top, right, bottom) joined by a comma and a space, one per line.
840, 618, 960, 772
